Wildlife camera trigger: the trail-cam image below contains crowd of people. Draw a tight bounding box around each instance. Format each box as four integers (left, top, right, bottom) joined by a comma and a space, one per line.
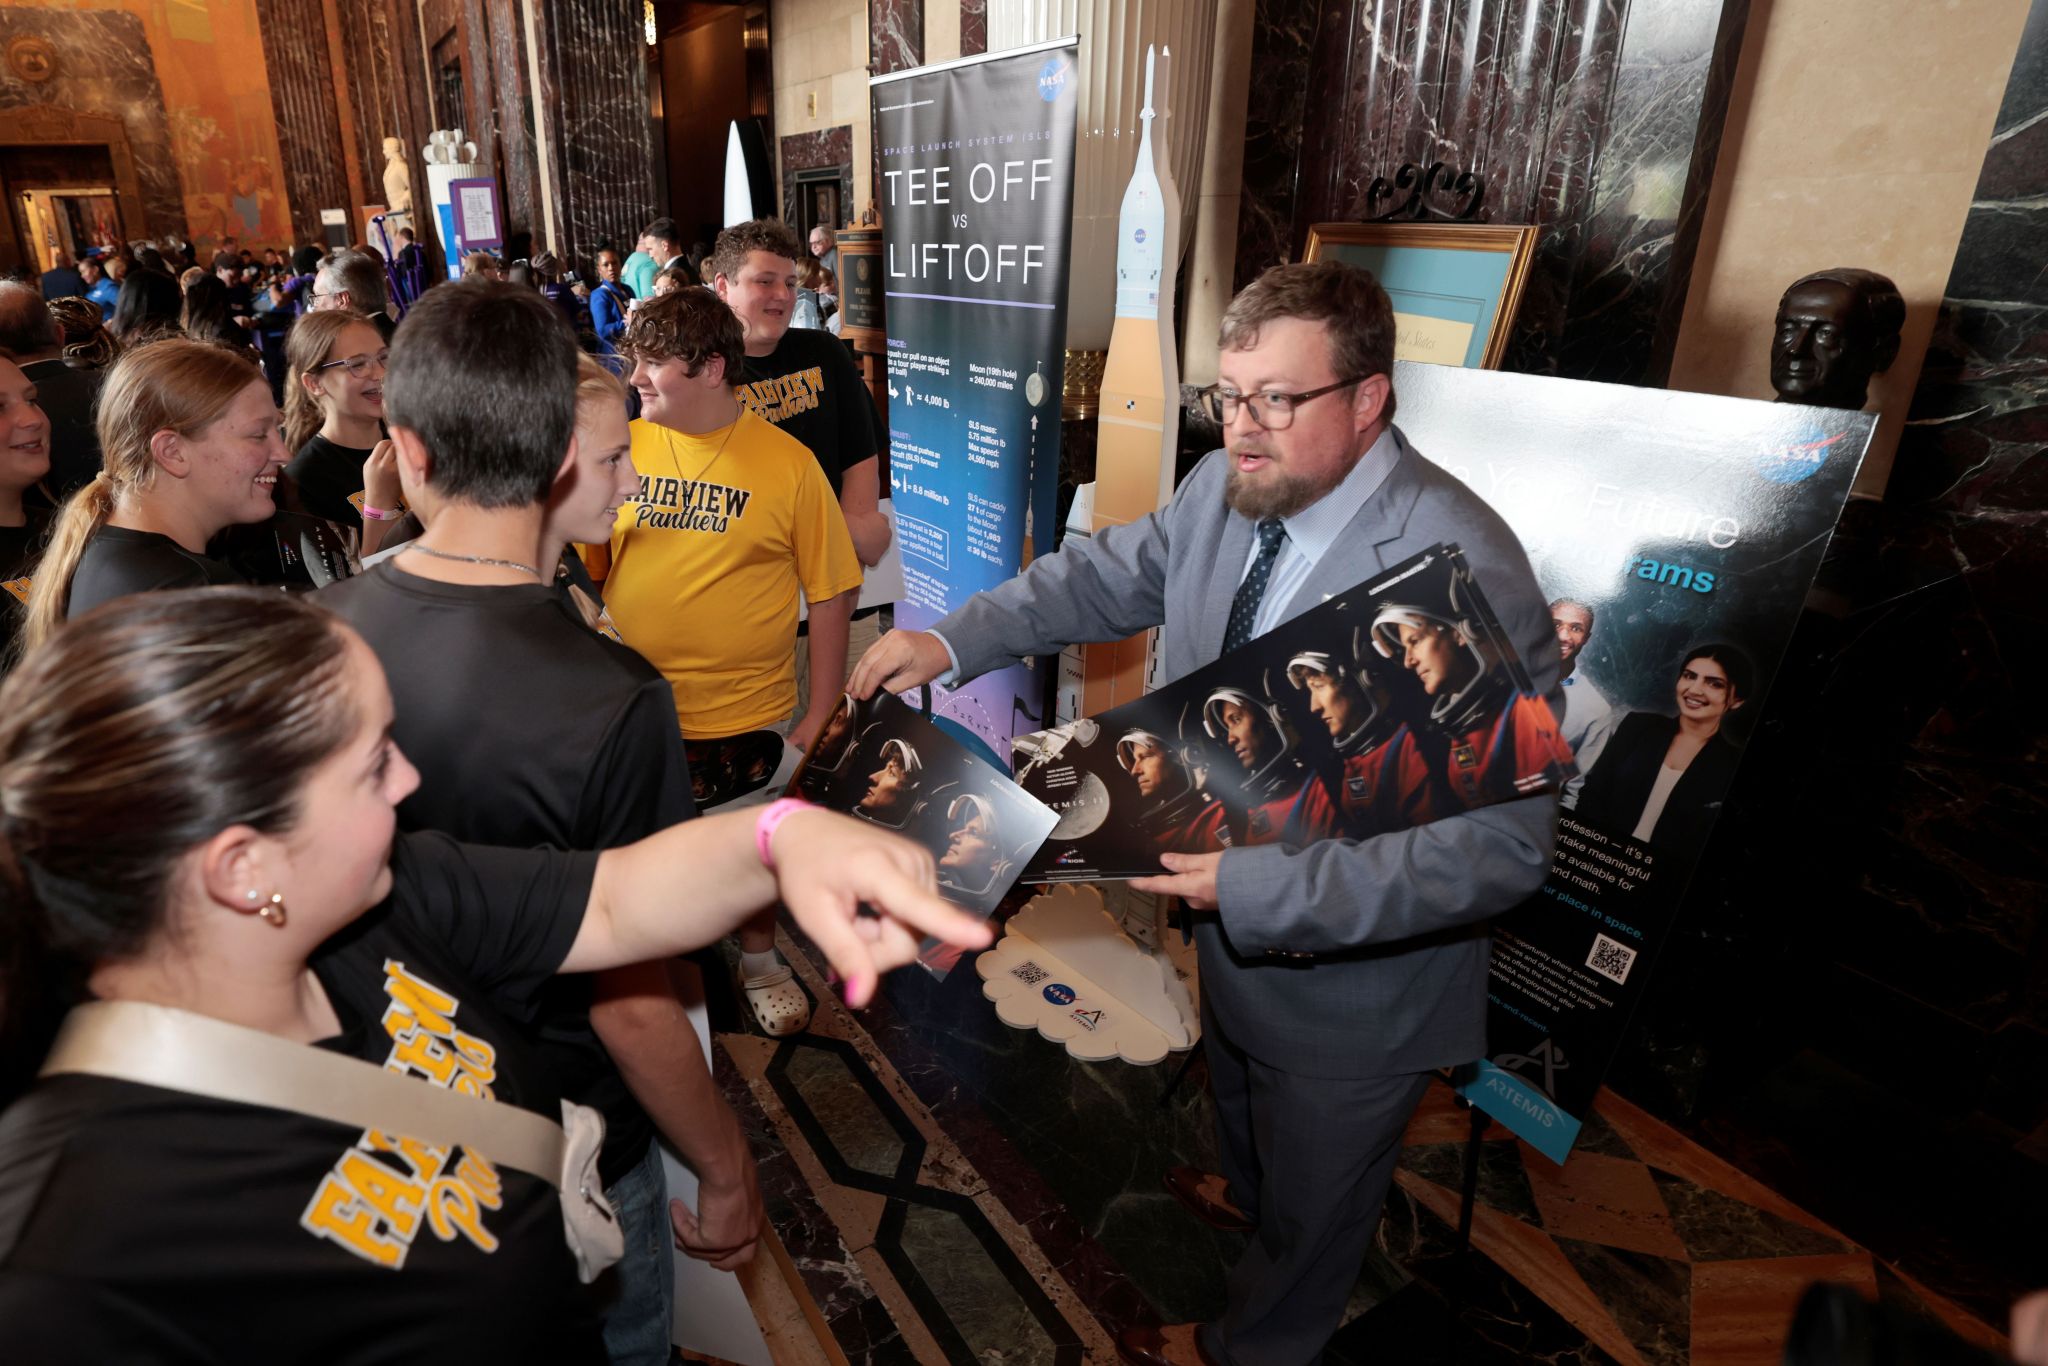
0, 214, 938, 1363
29, 216, 847, 413
2, 216, 1572, 1366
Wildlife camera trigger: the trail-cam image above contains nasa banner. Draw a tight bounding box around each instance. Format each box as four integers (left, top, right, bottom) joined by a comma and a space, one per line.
1387, 361, 1875, 1164
869, 38, 1079, 768
790, 691, 1058, 977
1011, 545, 1576, 881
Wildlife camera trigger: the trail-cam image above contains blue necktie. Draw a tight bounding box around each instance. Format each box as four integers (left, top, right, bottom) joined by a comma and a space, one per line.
1223, 518, 1288, 653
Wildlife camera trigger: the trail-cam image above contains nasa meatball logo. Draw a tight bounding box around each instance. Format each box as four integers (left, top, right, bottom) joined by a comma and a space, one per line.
1038, 56, 1072, 102
1042, 982, 1076, 1006
1757, 430, 1846, 485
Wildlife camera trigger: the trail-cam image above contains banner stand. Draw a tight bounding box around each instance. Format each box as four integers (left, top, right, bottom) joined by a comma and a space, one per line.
1155, 1039, 1201, 1108
870, 37, 1080, 770
1451, 1084, 1484, 1253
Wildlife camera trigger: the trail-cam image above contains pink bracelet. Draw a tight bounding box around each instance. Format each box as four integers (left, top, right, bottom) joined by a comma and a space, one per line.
754, 798, 812, 869
359, 503, 400, 522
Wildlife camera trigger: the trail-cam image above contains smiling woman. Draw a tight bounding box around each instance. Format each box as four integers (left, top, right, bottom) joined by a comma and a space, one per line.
282, 311, 397, 550
20, 340, 276, 652
0, 356, 51, 668
1572, 641, 1755, 860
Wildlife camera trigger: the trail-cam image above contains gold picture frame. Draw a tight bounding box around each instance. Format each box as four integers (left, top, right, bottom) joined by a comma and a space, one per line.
1302, 222, 1539, 369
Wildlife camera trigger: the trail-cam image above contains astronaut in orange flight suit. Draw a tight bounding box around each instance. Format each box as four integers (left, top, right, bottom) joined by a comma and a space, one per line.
1369, 588, 1572, 811
1284, 644, 1441, 840
1200, 685, 1312, 847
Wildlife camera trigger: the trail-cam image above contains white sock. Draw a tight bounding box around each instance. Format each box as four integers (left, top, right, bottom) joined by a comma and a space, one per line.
739, 949, 784, 981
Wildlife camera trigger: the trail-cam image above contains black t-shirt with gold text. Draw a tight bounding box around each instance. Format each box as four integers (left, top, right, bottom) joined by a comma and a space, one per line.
734, 327, 880, 497
0, 833, 603, 1365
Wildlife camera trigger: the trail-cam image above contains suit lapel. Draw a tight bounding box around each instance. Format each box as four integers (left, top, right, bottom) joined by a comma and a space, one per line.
1276, 441, 1429, 623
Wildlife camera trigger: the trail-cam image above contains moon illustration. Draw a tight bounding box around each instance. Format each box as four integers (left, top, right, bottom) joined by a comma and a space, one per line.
1047, 770, 1110, 839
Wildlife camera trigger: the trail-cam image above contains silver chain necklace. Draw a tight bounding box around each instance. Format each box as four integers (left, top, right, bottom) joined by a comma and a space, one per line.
402, 542, 541, 578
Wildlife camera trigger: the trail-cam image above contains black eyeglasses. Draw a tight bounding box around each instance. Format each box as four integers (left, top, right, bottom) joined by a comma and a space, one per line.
1200, 376, 1366, 430
317, 350, 390, 379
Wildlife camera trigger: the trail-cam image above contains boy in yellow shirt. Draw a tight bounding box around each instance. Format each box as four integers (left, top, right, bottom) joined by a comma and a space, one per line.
584, 288, 863, 1034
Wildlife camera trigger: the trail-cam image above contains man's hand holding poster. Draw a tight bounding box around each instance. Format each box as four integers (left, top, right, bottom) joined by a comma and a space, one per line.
1012, 545, 1575, 881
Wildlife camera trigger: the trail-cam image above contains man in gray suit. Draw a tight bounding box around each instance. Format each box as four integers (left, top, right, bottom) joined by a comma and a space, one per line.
850, 261, 1561, 1366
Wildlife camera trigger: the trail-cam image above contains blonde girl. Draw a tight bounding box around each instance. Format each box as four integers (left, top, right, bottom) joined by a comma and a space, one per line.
21, 340, 280, 651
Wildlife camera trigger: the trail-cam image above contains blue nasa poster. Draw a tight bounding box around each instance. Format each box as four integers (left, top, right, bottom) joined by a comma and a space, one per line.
1390, 361, 1876, 1163
869, 38, 1079, 767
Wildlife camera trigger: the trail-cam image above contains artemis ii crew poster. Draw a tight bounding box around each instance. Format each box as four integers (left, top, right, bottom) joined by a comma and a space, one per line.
870, 38, 1079, 767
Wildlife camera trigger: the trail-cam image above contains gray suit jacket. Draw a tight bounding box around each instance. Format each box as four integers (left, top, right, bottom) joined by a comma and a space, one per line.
937, 430, 1561, 1078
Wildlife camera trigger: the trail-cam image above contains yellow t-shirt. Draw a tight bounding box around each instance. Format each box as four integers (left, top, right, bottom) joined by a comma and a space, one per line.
582, 409, 863, 738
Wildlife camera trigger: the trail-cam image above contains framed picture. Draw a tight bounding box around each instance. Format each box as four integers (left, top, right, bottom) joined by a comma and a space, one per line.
1302, 222, 1538, 369
448, 177, 503, 251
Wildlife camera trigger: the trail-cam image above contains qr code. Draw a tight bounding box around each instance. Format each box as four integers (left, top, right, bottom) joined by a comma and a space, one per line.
1585, 934, 1637, 985
1010, 961, 1049, 986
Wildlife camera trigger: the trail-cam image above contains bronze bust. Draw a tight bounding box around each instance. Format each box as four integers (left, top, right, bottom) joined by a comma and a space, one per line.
1770, 269, 1904, 410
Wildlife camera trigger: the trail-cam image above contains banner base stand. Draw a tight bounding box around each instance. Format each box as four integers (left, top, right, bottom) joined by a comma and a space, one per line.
1329, 1278, 1479, 1363
1328, 1261, 1506, 1364
975, 884, 1198, 1066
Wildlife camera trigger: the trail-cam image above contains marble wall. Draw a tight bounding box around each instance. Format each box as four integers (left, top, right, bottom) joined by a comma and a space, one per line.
769, 0, 873, 215
536, 0, 660, 269
925, 0, 962, 64
1238, 0, 1750, 386
869, 0, 924, 76
334, 0, 428, 228
0, 3, 300, 250
0, 8, 182, 241
251, 0, 657, 273
253, 0, 355, 245
1609, 0, 2048, 1320
1665, 0, 2035, 498
481, 0, 539, 242
961, 0, 986, 57
780, 124, 854, 233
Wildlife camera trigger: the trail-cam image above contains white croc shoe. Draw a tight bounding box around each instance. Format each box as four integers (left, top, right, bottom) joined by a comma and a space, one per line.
741, 964, 811, 1037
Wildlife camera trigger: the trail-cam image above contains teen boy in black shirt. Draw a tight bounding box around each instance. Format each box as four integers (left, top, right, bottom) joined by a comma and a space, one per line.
320, 283, 761, 1365
713, 219, 890, 567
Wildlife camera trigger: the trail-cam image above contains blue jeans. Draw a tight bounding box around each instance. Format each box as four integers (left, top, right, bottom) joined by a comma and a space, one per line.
598, 1140, 676, 1366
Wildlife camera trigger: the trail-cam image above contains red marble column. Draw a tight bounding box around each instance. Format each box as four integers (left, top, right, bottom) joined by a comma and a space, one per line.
254, 0, 357, 245
869, 0, 923, 76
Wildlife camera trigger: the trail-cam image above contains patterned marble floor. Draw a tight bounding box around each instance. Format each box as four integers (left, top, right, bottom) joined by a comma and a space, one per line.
708, 929, 2011, 1364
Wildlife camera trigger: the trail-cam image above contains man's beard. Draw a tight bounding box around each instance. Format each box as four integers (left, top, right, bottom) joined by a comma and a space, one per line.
1223, 458, 1344, 520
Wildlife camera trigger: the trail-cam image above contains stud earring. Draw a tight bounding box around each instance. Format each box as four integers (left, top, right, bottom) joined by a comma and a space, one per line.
245, 890, 261, 902
258, 892, 287, 928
